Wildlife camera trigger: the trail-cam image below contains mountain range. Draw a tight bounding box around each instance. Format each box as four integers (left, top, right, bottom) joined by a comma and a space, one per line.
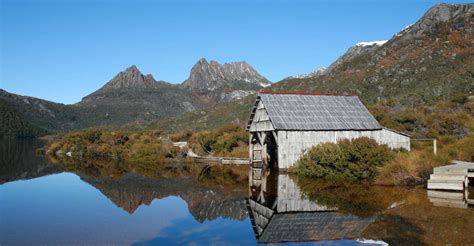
1, 3, 473, 137
1, 58, 270, 137
147, 3, 474, 132
275, 3, 473, 103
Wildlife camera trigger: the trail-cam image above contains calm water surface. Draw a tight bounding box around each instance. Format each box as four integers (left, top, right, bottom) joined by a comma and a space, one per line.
1, 140, 473, 245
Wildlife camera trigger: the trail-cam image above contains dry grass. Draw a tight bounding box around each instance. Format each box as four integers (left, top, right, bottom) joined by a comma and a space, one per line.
375, 150, 450, 186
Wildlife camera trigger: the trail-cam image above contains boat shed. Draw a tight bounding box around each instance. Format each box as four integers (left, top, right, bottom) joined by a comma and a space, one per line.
247, 92, 410, 169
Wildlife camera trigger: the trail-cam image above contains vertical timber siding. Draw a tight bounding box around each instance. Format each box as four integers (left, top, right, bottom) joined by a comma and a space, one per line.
249, 101, 275, 132
277, 129, 410, 169
277, 174, 336, 213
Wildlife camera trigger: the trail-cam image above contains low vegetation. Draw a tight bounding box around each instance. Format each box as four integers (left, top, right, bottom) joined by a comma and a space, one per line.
294, 96, 474, 185
369, 95, 473, 138
43, 96, 473, 187
45, 129, 184, 166
0, 99, 48, 138
295, 137, 395, 181
376, 133, 474, 186
187, 123, 249, 158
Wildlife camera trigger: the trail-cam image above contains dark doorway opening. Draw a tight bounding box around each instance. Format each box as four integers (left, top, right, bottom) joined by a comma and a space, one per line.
265, 132, 278, 170
468, 177, 474, 200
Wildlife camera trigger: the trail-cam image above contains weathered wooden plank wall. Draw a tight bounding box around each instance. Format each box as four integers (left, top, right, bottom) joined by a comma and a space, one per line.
277, 129, 410, 169
249, 101, 275, 132
276, 174, 336, 213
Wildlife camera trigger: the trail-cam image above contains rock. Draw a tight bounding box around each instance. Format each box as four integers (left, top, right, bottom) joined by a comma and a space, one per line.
182, 58, 271, 94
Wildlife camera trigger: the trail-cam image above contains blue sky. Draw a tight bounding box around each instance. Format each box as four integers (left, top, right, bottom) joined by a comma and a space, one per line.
1, 0, 471, 104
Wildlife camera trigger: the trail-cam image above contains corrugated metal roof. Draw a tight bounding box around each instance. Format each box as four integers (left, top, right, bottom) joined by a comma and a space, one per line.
256, 93, 381, 130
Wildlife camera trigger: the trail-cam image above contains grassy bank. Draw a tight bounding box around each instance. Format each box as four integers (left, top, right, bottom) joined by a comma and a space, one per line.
45, 129, 184, 165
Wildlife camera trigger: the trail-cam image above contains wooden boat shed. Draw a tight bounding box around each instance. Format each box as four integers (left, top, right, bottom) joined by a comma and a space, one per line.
247, 92, 410, 169
247, 169, 379, 244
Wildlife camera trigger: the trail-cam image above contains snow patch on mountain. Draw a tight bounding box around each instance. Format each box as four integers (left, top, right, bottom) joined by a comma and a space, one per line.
356, 40, 388, 47
395, 23, 414, 36
286, 67, 327, 79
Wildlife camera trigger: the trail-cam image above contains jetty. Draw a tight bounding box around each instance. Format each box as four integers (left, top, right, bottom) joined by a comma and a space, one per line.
427, 160, 474, 191
172, 141, 249, 165
187, 156, 249, 165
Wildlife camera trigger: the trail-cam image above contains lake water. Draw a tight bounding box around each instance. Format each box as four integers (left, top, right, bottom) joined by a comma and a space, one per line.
1, 140, 474, 245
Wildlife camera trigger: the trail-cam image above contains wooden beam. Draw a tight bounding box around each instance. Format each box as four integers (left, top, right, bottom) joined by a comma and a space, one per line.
261, 132, 267, 144
256, 132, 263, 145
272, 131, 278, 143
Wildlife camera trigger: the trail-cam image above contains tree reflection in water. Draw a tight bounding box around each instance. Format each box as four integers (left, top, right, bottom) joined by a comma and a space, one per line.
3, 140, 474, 245
247, 166, 474, 245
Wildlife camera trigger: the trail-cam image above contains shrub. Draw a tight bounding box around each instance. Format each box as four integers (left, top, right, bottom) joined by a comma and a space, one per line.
45, 129, 184, 165
295, 137, 395, 181
188, 123, 249, 157
169, 130, 193, 142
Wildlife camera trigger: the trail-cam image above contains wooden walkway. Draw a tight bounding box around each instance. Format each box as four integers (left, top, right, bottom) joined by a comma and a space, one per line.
427, 160, 474, 191
187, 156, 249, 165
172, 141, 249, 165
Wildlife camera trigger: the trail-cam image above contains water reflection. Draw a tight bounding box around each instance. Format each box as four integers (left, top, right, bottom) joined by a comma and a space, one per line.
80, 173, 248, 221
428, 189, 474, 209
248, 167, 474, 245
0, 140, 62, 184
248, 168, 380, 244
1, 140, 474, 245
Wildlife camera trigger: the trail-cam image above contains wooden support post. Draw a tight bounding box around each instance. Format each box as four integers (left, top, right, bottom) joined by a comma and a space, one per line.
249, 133, 253, 162
272, 131, 278, 143
433, 139, 437, 155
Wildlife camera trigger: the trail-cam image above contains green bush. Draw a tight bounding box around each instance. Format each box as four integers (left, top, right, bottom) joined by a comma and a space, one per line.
188, 123, 249, 157
295, 137, 395, 181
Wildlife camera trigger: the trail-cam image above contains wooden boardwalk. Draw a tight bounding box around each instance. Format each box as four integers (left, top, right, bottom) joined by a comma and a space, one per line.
428, 160, 474, 191
188, 156, 249, 165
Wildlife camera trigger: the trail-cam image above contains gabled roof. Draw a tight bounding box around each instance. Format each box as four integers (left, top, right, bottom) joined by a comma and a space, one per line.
257, 212, 376, 243
248, 92, 381, 131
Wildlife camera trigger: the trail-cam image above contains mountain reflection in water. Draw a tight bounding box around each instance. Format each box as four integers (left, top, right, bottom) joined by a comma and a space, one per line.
1, 140, 474, 245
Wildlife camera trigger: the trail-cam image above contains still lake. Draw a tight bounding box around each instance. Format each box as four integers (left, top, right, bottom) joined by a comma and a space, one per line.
1, 140, 474, 245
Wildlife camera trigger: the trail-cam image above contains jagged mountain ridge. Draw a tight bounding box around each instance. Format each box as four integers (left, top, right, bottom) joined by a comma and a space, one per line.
82, 65, 173, 102
0, 58, 270, 134
76, 59, 270, 127
2, 3, 472, 135
182, 58, 271, 101
275, 3, 474, 103
151, 3, 474, 133
76, 65, 205, 127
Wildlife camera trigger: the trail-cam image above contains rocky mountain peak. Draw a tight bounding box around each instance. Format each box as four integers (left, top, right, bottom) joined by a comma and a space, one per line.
80, 65, 172, 103
102, 65, 158, 90
198, 58, 209, 64
423, 3, 472, 23
124, 64, 140, 74
182, 58, 271, 93
399, 3, 473, 39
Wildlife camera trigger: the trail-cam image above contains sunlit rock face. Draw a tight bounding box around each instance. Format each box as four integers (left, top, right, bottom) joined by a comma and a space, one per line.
183, 58, 271, 92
